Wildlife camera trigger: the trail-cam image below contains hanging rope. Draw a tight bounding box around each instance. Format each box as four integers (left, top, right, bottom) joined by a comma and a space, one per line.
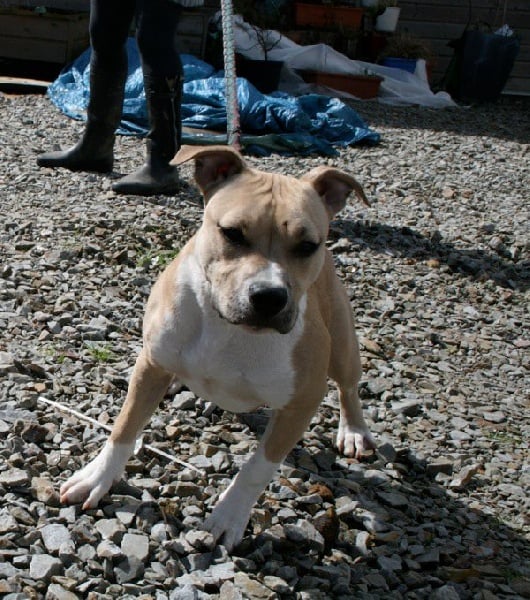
220, 0, 241, 149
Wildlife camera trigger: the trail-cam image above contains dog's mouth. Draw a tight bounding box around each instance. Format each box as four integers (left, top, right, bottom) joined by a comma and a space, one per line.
217, 306, 298, 335
242, 309, 298, 334
213, 284, 298, 334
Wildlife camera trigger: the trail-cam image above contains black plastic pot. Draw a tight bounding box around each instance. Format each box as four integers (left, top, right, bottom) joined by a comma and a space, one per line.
236, 57, 284, 94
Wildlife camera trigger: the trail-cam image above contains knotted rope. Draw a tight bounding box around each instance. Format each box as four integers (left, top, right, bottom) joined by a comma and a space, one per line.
220, 0, 241, 149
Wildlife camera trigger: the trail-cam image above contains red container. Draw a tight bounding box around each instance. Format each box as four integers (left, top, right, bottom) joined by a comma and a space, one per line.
294, 3, 363, 30
300, 70, 383, 99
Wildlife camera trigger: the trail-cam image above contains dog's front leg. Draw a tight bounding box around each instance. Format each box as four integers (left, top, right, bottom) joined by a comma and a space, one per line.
204, 395, 323, 551
337, 385, 376, 459
60, 350, 173, 508
204, 442, 279, 551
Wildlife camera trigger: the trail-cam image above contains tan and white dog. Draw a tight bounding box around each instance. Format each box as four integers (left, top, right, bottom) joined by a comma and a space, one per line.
60, 145, 376, 550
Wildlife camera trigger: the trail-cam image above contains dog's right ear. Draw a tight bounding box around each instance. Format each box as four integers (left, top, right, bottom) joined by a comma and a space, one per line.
302, 166, 370, 219
171, 145, 246, 200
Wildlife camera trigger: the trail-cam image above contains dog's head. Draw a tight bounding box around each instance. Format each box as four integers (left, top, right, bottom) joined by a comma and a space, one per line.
172, 145, 369, 334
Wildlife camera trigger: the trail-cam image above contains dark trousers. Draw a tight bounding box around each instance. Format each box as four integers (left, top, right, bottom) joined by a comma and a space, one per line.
89, 0, 183, 79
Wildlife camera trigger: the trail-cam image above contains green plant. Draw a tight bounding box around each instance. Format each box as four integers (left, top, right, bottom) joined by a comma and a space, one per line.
84, 342, 115, 363
42, 344, 70, 364
500, 567, 524, 583
484, 429, 522, 446
137, 248, 181, 270
379, 31, 433, 60
234, 0, 284, 59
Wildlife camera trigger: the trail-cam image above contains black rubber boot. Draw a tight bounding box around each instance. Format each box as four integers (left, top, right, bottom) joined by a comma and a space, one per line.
37, 52, 126, 173
112, 73, 183, 196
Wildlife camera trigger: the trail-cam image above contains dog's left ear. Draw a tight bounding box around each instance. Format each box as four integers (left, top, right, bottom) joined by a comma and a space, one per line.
171, 145, 247, 200
302, 166, 370, 219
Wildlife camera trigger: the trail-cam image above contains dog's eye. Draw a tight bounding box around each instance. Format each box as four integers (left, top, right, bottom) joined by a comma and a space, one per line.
293, 240, 320, 257
220, 226, 248, 247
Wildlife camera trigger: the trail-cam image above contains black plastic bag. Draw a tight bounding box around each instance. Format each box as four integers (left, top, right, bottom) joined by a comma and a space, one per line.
444, 26, 520, 103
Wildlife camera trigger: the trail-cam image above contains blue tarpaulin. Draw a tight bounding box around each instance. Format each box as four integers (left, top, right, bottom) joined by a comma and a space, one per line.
47, 38, 380, 156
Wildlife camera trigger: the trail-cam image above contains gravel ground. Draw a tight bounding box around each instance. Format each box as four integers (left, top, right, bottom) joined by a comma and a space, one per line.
0, 91, 529, 600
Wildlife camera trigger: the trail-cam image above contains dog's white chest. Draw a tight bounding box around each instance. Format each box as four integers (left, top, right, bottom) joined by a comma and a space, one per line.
180, 324, 298, 412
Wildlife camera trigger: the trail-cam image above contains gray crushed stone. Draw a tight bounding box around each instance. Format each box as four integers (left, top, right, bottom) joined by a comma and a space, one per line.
0, 91, 529, 599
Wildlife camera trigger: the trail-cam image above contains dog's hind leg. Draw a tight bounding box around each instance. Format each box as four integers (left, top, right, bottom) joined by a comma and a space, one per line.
60, 350, 173, 508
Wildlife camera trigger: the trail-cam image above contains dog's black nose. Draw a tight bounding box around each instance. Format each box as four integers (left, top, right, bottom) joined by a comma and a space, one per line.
249, 283, 288, 318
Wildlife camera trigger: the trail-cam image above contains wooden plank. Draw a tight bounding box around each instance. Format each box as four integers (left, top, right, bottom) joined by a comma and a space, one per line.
177, 35, 204, 57
0, 75, 50, 94
398, 21, 467, 39
176, 10, 213, 59
0, 75, 50, 88
398, 22, 530, 49
508, 63, 529, 76
504, 79, 530, 94
0, 0, 89, 10
402, 8, 530, 29
400, 0, 528, 10
0, 11, 89, 39
0, 11, 89, 64
0, 11, 90, 63
402, 6, 499, 25
0, 35, 68, 63
399, 0, 530, 27
176, 12, 207, 34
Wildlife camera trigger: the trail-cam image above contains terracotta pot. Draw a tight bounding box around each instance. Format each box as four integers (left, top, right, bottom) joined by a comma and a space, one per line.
300, 70, 383, 98
294, 3, 363, 30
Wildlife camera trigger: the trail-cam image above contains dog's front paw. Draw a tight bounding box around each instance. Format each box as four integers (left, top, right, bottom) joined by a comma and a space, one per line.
203, 447, 278, 551
60, 441, 133, 509
203, 494, 251, 552
337, 422, 376, 459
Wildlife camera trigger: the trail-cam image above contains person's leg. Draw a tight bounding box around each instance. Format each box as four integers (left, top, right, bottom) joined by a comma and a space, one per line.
112, 0, 183, 195
37, 0, 135, 172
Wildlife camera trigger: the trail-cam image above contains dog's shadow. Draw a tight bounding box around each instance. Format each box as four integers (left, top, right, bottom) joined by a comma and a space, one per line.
234, 408, 529, 597
329, 218, 529, 292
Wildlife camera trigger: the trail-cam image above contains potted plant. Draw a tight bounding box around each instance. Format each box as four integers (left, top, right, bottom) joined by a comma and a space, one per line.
379, 32, 434, 77
234, 0, 285, 93
282, 24, 357, 58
